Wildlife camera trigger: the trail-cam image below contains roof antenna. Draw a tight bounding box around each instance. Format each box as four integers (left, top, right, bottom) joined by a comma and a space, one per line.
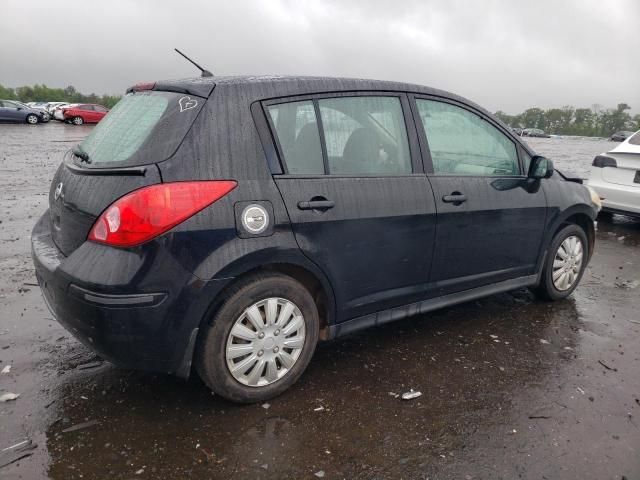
174, 48, 213, 77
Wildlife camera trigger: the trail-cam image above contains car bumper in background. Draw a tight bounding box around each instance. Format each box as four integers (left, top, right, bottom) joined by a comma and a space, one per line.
588, 178, 640, 216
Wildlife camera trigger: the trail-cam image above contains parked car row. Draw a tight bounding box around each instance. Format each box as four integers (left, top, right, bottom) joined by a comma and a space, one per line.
1, 100, 110, 125
510, 127, 551, 138
509, 127, 635, 143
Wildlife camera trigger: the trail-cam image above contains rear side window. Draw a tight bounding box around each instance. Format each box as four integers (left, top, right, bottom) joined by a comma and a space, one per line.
416, 100, 520, 176
267, 101, 324, 174
629, 131, 640, 146
319, 96, 411, 175
80, 91, 203, 167
267, 95, 412, 175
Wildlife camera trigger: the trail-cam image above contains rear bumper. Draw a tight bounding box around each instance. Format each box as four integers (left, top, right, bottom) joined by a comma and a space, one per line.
588, 177, 640, 216
31, 211, 231, 376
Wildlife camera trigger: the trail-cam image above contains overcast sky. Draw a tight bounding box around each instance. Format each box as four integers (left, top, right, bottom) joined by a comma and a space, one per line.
3, 0, 639, 113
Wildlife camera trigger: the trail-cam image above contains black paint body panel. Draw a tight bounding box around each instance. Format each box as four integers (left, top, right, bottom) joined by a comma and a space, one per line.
31, 75, 598, 377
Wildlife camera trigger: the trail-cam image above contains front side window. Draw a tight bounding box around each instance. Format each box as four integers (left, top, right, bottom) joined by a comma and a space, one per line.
267, 101, 324, 175
416, 99, 520, 176
628, 131, 640, 146
318, 96, 411, 175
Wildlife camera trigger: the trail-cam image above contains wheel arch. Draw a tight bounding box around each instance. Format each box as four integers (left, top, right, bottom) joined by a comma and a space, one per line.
200, 251, 336, 341
538, 204, 596, 274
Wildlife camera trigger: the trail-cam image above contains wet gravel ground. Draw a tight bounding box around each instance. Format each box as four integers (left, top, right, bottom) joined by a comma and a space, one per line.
1, 123, 639, 479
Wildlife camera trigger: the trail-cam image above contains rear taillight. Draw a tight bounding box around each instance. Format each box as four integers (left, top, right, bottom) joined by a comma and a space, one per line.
592, 155, 617, 168
88, 181, 237, 247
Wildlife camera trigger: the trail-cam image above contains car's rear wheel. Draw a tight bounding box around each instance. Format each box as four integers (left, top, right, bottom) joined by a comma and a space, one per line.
196, 273, 319, 403
72, 116, 84, 125
533, 224, 588, 301
26, 114, 38, 125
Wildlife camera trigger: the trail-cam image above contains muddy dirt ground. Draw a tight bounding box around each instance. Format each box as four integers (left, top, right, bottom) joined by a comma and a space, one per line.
1, 123, 639, 479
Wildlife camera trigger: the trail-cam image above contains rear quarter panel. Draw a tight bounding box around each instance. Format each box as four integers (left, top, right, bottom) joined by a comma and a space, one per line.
157, 84, 309, 281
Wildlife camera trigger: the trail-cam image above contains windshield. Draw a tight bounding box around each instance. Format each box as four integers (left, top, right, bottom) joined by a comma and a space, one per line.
79, 90, 204, 167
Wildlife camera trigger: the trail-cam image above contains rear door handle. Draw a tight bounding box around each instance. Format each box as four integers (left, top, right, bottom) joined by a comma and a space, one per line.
442, 193, 467, 204
298, 199, 335, 211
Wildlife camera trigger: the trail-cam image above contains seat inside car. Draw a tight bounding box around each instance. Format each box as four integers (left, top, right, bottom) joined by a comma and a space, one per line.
291, 122, 322, 174
338, 127, 379, 174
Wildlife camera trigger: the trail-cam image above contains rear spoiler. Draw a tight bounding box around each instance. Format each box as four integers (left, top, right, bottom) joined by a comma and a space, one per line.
126, 78, 215, 98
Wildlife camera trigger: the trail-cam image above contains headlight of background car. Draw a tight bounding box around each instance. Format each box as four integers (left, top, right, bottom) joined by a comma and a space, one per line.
585, 185, 602, 211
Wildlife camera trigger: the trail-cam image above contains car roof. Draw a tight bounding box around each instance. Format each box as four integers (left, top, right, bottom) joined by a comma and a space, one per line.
610, 129, 640, 154
149, 75, 489, 115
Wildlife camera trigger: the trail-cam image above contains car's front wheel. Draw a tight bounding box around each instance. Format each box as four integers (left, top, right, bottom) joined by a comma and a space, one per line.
72, 116, 84, 125
26, 114, 38, 125
534, 224, 588, 300
196, 273, 319, 403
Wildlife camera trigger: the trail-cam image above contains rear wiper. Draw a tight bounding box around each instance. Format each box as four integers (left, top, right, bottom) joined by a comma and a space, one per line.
72, 145, 91, 164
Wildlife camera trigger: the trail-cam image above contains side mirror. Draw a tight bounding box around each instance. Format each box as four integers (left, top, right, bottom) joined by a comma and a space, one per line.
528, 155, 554, 179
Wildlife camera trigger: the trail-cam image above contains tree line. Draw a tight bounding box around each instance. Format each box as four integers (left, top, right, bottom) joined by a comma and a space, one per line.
2, 83, 638, 137
0, 84, 121, 109
495, 103, 640, 137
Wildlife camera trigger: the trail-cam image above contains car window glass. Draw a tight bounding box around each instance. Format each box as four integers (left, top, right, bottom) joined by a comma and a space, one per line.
417, 99, 519, 176
267, 101, 324, 175
628, 131, 640, 146
79, 91, 188, 165
4, 101, 18, 108
318, 96, 411, 175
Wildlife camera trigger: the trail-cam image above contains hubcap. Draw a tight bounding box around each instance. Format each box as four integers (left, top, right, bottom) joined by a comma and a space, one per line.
28, 116, 37, 124
226, 298, 306, 387
552, 235, 584, 291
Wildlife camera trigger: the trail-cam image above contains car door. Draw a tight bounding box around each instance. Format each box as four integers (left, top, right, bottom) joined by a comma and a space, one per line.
81, 105, 95, 122
0, 101, 8, 121
265, 93, 437, 322
2, 101, 23, 122
412, 96, 547, 296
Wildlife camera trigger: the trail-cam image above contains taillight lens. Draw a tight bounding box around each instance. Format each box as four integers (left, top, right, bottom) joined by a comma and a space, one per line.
88, 181, 237, 247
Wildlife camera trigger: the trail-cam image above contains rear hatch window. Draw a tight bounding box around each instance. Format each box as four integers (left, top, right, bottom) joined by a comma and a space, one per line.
49, 89, 207, 255
79, 90, 205, 168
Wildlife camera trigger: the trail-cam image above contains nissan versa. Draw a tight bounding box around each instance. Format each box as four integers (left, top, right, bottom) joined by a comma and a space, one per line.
31, 76, 601, 403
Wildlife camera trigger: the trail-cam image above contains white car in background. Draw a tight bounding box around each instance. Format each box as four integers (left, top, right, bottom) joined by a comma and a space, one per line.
46, 102, 69, 115
588, 130, 640, 218
52, 103, 75, 121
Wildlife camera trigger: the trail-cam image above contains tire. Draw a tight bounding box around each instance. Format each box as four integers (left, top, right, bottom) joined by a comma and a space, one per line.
72, 116, 84, 125
196, 273, 319, 403
533, 224, 588, 301
26, 114, 38, 125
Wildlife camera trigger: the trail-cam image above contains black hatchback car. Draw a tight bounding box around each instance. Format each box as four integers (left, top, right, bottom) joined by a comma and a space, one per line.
32, 76, 600, 403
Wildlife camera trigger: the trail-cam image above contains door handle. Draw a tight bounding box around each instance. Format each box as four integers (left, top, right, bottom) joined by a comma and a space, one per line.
442, 192, 467, 204
297, 199, 335, 211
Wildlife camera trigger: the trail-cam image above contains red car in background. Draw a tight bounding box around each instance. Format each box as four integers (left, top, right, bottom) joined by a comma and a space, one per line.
62, 104, 109, 125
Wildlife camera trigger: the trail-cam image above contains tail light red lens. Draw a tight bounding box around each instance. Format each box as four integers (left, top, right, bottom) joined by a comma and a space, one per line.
88, 181, 237, 247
